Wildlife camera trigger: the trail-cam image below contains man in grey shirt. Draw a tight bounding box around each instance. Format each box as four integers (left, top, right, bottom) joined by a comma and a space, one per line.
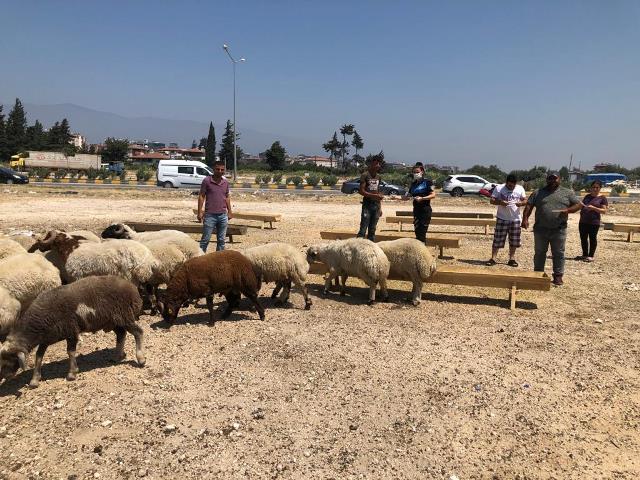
522, 171, 581, 286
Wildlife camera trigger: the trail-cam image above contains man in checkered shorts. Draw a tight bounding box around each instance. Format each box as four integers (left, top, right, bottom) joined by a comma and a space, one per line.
486, 174, 527, 267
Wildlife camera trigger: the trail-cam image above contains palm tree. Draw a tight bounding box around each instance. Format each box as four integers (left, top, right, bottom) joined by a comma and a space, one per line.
351, 130, 364, 167
322, 132, 340, 171
339, 124, 354, 169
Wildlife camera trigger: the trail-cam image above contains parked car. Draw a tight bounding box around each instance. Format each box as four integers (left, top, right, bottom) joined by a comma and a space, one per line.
442, 174, 492, 196
156, 160, 213, 188
0, 166, 29, 184
340, 178, 407, 196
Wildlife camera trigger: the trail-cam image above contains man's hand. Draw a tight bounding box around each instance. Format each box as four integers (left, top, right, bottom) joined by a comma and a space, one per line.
522, 218, 529, 229
227, 212, 233, 220
197, 213, 203, 223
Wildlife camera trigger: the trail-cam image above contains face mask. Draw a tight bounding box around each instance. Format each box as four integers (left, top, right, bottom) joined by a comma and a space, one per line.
413, 173, 423, 180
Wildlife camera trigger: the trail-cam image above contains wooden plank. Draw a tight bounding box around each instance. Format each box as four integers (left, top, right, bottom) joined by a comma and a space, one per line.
319, 230, 460, 248
191, 209, 281, 223
126, 221, 247, 237
386, 216, 497, 227
396, 210, 494, 219
308, 262, 550, 294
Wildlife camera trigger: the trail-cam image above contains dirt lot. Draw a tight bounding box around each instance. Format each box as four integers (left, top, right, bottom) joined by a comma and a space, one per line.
1, 186, 639, 479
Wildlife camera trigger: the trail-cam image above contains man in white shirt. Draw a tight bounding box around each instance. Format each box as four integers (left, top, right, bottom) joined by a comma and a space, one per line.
486, 174, 528, 267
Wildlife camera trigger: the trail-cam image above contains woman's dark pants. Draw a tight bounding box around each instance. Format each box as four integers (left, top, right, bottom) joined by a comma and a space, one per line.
579, 222, 599, 257
413, 204, 432, 243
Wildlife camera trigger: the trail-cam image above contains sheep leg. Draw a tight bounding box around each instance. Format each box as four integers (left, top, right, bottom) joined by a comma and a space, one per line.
66, 337, 79, 381
145, 284, 157, 315
113, 327, 127, 362
271, 282, 283, 299
411, 280, 423, 306
206, 295, 215, 326
294, 277, 313, 310
126, 323, 145, 367
323, 269, 338, 296
244, 289, 265, 321
275, 280, 292, 307
29, 344, 48, 389
379, 277, 389, 303
367, 283, 377, 306
340, 275, 348, 296
222, 292, 240, 319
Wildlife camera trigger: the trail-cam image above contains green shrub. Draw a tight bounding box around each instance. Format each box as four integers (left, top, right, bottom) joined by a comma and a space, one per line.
136, 166, 152, 182
272, 173, 283, 184
54, 169, 68, 179
119, 170, 127, 182
306, 173, 320, 186
287, 175, 303, 186
255, 174, 263, 184
86, 168, 98, 180
610, 184, 627, 196
31, 167, 50, 179
321, 174, 338, 186
261, 174, 272, 184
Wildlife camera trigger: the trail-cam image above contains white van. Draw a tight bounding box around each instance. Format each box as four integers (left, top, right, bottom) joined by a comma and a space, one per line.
156, 160, 213, 188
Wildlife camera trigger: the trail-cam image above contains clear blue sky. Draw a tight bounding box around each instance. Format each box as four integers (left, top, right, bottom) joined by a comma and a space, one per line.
2, 0, 639, 169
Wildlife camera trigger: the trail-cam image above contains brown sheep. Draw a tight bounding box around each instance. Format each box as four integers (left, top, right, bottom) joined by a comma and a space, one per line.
0, 276, 145, 389
157, 250, 265, 325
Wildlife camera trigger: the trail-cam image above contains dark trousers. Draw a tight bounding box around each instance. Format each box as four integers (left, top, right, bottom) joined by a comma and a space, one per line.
357, 202, 380, 241
579, 223, 600, 257
534, 228, 567, 275
413, 204, 432, 243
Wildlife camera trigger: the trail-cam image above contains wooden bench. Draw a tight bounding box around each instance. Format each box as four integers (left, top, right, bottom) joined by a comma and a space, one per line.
308, 262, 550, 311
319, 230, 460, 258
603, 223, 640, 242
192, 209, 281, 229
396, 210, 494, 219
386, 216, 497, 235
125, 221, 248, 243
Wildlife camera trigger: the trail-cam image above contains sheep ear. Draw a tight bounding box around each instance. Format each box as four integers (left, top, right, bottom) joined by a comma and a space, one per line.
17, 352, 27, 370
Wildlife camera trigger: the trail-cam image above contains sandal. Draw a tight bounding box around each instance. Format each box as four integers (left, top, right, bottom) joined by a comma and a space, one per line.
507, 260, 519, 267
485, 259, 497, 266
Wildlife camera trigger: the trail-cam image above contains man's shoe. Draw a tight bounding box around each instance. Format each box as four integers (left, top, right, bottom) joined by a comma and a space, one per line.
552, 274, 564, 286
485, 259, 497, 266
507, 259, 519, 267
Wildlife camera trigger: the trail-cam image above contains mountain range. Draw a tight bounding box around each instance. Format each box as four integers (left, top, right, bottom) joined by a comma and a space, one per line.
4, 101, 320, 155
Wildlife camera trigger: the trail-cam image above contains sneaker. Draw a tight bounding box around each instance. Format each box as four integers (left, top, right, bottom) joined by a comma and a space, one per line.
552, 274, 564, 286
485, 259, 497, 266
507, 259, 519, 267
585, 257, 594, 262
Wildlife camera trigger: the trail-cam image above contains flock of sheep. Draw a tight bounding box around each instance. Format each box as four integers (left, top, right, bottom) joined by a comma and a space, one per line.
0, 225, 437, 388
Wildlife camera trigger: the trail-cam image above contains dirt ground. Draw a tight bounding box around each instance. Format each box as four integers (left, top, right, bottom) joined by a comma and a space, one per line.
1, 186, 639, 479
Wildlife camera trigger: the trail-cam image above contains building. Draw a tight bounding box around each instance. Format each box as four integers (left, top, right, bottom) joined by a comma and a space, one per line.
128, 151, 170, 165
593, 162, 616, 172
69, 133, 86, 149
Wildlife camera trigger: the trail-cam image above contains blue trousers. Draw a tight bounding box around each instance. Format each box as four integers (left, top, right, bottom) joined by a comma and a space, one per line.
200, 212, 228, 252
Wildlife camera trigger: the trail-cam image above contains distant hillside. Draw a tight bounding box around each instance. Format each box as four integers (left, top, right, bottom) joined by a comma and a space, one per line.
2, 101, 319, 155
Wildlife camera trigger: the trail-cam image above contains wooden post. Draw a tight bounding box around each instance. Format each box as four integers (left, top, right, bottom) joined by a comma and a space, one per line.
485, 224, 489, 235
628, 231, 634, 242
439, 246, 444, 259
510, 284, 517, 311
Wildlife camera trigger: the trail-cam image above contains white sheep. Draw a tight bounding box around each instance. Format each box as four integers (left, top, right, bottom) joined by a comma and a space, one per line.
307, 238, 389, 305
0, 287, 21, 341
376, 238, 437, 306
243, 242, 312, 309
28, 230, 158, 287
101, 224, 201, 260
0, 253, 62, 340
0, 238, 27, 261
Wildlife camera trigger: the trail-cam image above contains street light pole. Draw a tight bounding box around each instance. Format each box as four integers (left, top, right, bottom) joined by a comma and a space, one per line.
223, 44, 245, 182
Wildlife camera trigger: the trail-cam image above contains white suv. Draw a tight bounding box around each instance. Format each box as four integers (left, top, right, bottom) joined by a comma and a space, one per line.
442, 174, 492, 197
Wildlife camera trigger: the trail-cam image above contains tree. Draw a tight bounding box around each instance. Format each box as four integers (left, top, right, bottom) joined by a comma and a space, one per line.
463, 164, 506, 182
339, 123, 354, 169
25, 120, 46, 151
101, 137, 129, 163
322, 132, 340, 171
204, 122, 216, 168
191, 139, 197, 149
559, 166, 569, 181
265, 141, 287, 171
198, 137, 207, 149
5, 98, 28, 156
218, 120, 241, 170
351, 130, 363, 157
